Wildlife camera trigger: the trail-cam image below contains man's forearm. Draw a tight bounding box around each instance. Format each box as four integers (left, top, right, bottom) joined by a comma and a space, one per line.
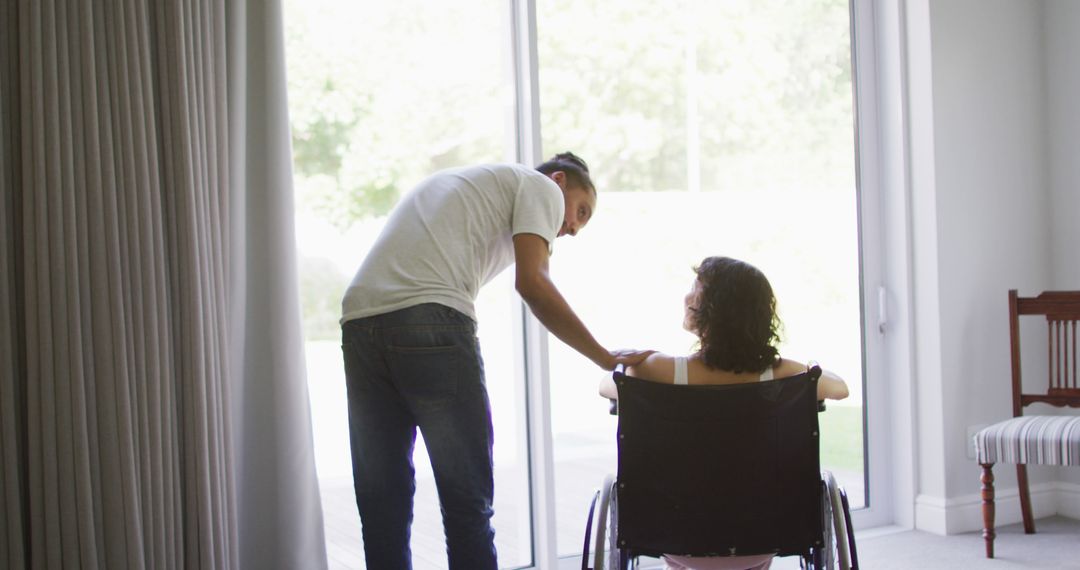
518, 275, 612, 369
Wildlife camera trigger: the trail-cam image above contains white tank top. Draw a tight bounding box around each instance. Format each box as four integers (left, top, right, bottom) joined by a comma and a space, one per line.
672, 356, 773, 385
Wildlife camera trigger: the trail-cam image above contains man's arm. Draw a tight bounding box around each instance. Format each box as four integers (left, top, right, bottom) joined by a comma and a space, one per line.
513, 233, 649, 371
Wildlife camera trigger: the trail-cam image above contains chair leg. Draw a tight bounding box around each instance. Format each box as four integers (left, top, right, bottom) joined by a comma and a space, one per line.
980, 463, 995, 559
1016, 464, 1036, 534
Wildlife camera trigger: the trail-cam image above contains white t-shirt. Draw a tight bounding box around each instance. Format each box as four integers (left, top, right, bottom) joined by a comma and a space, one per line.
341, 163, 564, 323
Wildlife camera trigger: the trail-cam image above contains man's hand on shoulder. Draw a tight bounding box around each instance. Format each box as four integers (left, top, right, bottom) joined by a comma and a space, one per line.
603, 348, 656, 371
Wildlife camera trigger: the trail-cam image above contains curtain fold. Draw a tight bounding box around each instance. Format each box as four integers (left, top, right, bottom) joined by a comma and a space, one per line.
227, 1, 328, 568
0, 1, 326, 568
1, 0, 29, 566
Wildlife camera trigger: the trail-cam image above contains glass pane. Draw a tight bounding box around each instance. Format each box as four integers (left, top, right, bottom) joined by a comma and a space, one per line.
537, 0, 865, 557
284, 1, 531, 568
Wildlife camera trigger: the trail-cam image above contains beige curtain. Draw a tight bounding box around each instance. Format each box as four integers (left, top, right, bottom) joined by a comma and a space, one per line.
0, 1, 327, 568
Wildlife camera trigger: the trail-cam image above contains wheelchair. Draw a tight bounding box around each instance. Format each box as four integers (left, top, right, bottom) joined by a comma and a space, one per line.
582, 366, 859, 570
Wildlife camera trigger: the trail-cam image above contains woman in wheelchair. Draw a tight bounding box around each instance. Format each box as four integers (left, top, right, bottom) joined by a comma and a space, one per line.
599, 256, 849, 570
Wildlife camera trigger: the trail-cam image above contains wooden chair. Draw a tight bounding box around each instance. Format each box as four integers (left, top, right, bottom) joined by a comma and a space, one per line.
973, 290, 1080, 558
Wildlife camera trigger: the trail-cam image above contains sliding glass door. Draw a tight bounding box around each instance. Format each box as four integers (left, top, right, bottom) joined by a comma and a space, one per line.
287, 0, 883, 566
536, 0, 869, 559
285, 1, 533, 567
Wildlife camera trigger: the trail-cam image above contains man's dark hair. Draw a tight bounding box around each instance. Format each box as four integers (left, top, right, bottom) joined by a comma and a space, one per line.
536, 152, 595, 194
689, 256, 782, 373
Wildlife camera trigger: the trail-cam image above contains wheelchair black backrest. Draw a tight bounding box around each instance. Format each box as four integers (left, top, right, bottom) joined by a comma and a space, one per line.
613, 366, 823, 558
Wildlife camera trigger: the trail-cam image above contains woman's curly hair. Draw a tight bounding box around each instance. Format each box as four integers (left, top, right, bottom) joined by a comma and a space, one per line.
688, 256, 782, 373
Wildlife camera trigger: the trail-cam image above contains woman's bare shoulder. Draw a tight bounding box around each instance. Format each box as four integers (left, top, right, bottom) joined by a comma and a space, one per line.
774, 358, 849, 399
626, 352, 675, 384
774, 358, 810, 378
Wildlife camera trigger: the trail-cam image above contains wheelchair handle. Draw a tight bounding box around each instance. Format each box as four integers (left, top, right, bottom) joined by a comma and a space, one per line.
609, 364, 626, 415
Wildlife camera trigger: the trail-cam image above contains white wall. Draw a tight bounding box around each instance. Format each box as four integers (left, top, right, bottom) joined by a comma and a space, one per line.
931, 0, 1051, 498
1045, 0, 1080, 490
1046, 0, 1080, 290
904, 0, 949, 517
906, 0, 1080, 533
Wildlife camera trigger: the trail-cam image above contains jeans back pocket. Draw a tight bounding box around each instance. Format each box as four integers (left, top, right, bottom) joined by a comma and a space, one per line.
385, 327, 471, 411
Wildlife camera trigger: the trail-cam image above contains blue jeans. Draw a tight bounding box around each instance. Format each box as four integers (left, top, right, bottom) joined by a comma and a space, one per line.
342, 303, 497, 570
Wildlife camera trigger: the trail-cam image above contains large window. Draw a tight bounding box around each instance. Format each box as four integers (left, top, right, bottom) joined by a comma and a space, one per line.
536, 0, 865, 556
287, 0, 874, 567
285, 2, 532, 568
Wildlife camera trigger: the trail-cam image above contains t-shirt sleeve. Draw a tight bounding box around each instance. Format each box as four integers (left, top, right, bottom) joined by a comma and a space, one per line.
511, 174, 563, 250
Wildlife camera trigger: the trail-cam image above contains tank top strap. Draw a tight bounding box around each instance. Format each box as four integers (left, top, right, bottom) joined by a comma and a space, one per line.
673, 356, 689, 385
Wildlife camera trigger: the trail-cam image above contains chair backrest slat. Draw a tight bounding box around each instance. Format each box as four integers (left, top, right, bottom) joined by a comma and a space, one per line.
1069, 319, 1077, 390
1011, 290, 1080, 412
1049, 319, 1055, 390
1060, 319, 1065, 389
1061, 319, 1069, 390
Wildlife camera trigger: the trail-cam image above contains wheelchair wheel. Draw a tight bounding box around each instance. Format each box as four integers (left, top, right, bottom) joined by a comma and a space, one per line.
605, 483, 629, 570
814, 479, 836, 570
582, 489, 601, 570
824, 471, 850, 569
839, 487, 859, 569
586, 475, 629, 570
810, 471, 858, 570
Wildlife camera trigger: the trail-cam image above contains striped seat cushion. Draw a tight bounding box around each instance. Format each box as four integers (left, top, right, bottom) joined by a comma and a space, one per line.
974, 415, 1080, 466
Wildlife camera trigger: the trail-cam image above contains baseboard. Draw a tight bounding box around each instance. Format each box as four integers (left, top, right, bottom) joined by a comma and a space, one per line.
916, 481, 1063, 535
913, 494, 950, 535
1059, 482, 1080, 519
